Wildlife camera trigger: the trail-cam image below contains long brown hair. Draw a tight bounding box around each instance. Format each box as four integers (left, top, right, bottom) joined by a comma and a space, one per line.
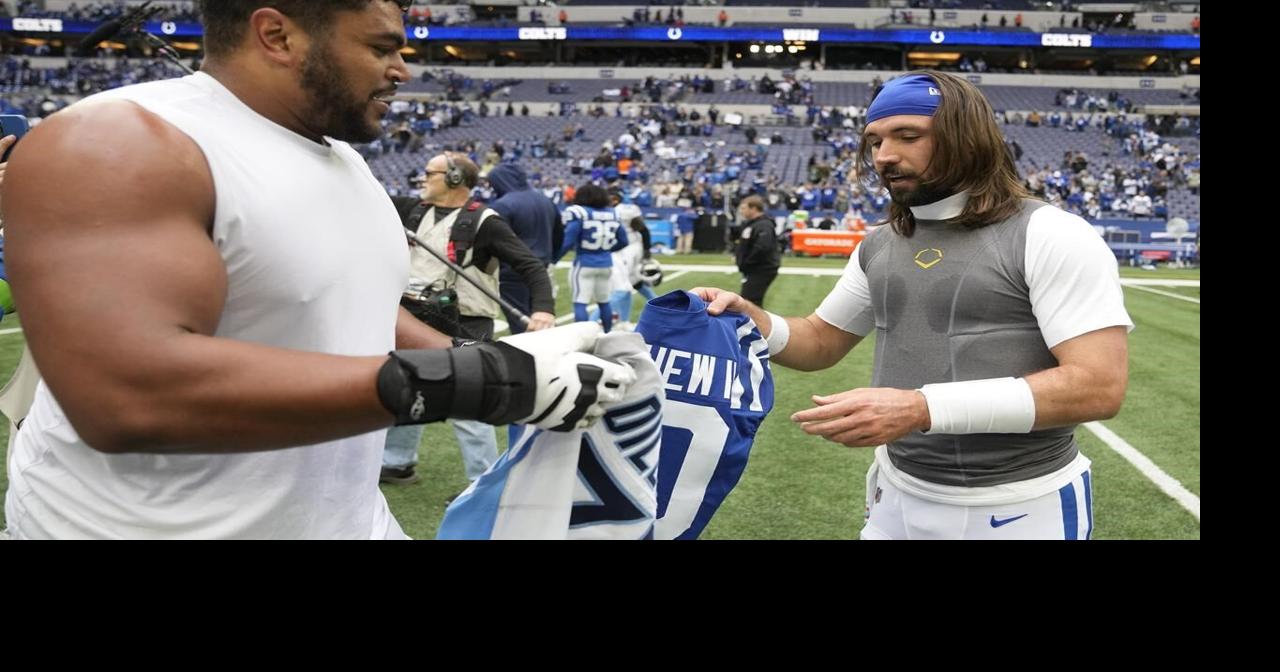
857, 70, 1029, 237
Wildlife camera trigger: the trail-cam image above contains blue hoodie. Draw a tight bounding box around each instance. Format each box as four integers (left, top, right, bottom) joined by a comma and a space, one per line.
488, 164, 561, 265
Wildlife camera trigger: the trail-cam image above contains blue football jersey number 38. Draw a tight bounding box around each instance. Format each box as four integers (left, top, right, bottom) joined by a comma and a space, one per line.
580, 220, 619, 251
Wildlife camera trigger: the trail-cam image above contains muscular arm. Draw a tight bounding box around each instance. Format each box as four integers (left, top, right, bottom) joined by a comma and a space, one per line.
776, 315, 861, 371
1025, 326, 1128, 428
4, 101, 398, 454
792, 328, 1129, 448
0, 134, 14, 197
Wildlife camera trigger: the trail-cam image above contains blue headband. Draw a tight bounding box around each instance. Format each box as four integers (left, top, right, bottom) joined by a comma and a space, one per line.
866, 74, 942, 123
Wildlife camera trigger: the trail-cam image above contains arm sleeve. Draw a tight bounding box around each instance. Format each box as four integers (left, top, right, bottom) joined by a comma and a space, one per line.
637, 223, 652, 258
814, 237, 875, 336
1025, 207, 1135, 348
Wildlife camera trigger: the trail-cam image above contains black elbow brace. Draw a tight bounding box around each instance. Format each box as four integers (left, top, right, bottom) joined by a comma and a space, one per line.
376, 343, 536, 426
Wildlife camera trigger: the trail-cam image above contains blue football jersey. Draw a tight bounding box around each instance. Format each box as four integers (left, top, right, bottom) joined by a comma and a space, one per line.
559, 205, 628, 268
436, 331, 660, 540
636, 290, 775, 540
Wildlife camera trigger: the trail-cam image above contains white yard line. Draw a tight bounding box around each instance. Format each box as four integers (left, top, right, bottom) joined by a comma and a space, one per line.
1083, 421, 1201, 522
1124, 284, 1200, 304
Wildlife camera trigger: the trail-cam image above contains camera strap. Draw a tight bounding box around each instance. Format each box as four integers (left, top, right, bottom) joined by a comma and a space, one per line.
402, 200, 484, 271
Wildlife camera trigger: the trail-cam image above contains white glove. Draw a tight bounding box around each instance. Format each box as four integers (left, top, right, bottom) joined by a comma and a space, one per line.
497, 322, 637, 431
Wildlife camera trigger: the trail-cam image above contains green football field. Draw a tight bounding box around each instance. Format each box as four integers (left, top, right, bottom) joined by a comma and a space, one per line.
0, 255, 1200, 539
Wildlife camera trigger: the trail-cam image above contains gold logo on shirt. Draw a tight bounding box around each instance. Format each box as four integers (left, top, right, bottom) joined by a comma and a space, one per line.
914, 248, 943, 269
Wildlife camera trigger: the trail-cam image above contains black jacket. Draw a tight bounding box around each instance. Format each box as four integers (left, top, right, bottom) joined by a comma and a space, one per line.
735, 216, 781, 273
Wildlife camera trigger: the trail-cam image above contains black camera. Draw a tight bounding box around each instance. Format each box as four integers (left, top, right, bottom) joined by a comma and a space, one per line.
401, 279, 460, 335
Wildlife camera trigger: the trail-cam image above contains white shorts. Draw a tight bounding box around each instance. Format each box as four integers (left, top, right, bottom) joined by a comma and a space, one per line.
571, 265, 613, 304
860, 459, 1094, 540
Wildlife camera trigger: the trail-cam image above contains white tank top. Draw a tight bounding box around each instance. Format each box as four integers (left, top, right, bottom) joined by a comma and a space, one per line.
5, 73, 411, 539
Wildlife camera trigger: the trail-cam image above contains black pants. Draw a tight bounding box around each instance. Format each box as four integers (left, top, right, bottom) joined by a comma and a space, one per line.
741, 269, 778, 307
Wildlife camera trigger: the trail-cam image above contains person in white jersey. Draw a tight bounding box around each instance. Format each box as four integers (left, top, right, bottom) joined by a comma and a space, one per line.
0, 0, 634, 540
692, 71, 1133, 540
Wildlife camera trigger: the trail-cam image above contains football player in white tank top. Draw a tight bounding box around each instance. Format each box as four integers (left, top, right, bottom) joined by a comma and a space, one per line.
1, 0, 634, 540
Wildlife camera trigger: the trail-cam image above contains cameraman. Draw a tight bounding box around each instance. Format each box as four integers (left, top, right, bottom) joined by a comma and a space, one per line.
386, 152, 555, 486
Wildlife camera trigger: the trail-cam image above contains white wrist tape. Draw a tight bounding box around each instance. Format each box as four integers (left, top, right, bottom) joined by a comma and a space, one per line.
764, 311, 790, 355
919, 377, 1036, 435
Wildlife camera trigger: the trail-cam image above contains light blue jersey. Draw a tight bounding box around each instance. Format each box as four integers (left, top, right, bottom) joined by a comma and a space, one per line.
437, 332, 660, 540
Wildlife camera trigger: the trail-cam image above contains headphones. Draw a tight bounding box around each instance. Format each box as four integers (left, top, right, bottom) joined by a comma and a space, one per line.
443, 152, 465, 189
